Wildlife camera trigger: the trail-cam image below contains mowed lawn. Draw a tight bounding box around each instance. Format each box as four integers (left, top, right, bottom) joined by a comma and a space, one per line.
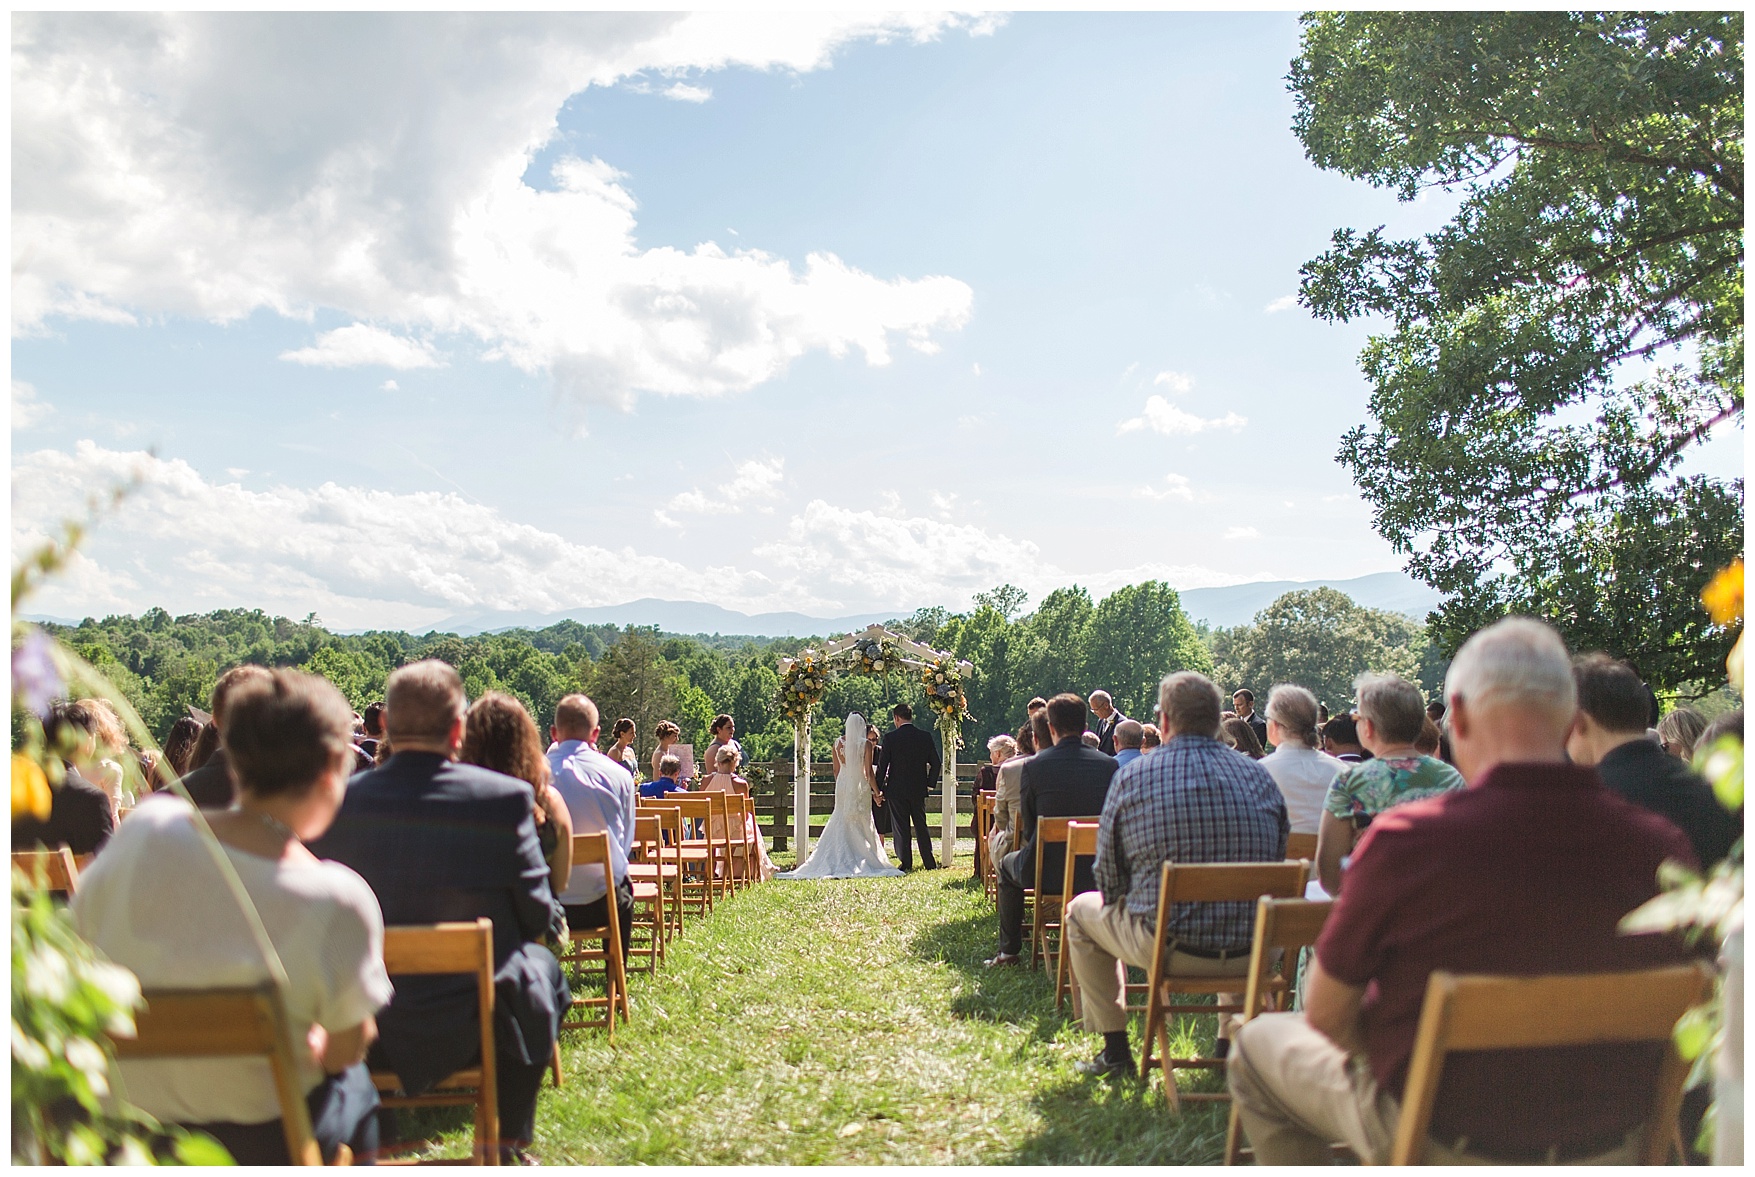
399, 851, 1230, 1164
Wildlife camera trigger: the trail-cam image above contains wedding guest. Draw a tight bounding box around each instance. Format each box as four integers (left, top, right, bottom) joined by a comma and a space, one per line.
987, 693, 1117, 968
1221, 716, 1266, 759
77, 697, 133, 816
13, 701, 115, 856
1112, 720, 1145, 769
1081, 730, 1101, 748
990, 712, 1049, 866
1229, 619, 1694, 1164
138, 749, 170, 793
1414, 716, 1443, 755
362, 701, 386, 740
703, 714, 742, 777
1258, 685, 1342, 836
1013, 722, 1038, 757
976, 735, 1016, 796
1232, 689, 1268, 749
1065, 672, 1288, 1077
73, 670, 391, 1165
461, 692, 575, 900
1320, 713, 1369, 763
1315, 675, 1465, 896
700, 746, 775, 881
547, 694, 636, 961
187, 721, 220, 773
607, 718, 639, 780
310, 661, 567, 1165
1317, 703, 1331, 726
650, 720, 683, 782
1657, 706, 1708, 762
1567, 655, 1738, 868
181, 665, 275, 808
1699, 708, 1743, 750
641, 754, 685, 800
160, 714, 203, 779
1027, 697, 1048, 715
1089, 690, 1126, 755
1139, 723, 1162, 752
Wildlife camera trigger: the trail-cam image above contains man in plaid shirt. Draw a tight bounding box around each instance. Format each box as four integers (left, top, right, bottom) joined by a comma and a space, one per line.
1065, 671, 1289, 1078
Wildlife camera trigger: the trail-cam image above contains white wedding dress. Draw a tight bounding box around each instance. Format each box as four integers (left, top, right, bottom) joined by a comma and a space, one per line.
777, 713, 903, 880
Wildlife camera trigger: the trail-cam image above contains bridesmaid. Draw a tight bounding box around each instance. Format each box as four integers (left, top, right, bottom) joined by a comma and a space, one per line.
650, 720, 682, 783
606, 718, 639, 780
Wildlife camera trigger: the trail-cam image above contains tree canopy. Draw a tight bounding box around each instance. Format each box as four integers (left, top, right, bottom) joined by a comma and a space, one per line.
1290, 12, 1744, 689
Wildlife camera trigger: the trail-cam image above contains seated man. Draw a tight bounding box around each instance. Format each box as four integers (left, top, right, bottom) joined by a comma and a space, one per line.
547, 694, 636, 959
1112, 719, 1145, 770
986, 693, 1117, 968
1228, 619, 1695, 1164
309, 661, 567, 1165
1064, 672, 1289, 1077
1568, 653, 1740, 869
639, 753, 686, 799
178, 664, 275, 808
13, 700, 115, 856
1320, 713, 1370, 763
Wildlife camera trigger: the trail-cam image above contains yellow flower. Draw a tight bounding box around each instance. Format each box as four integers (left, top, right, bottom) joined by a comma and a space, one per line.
1702, 560, 1744, 626
12, 754, 51, 822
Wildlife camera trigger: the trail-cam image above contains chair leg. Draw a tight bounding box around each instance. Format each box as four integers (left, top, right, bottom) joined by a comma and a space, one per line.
1224, 1102, 1247, 1165
550, 1041, 563, 1087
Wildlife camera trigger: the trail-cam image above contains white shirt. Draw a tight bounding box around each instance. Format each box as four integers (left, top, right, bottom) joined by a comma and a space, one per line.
1259, 743, 1345, 834
547, 740, 635, 905
71, 794, 392, 1126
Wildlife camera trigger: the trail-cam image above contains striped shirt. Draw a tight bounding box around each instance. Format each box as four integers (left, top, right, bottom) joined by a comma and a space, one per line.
1094, 734, 1289, 950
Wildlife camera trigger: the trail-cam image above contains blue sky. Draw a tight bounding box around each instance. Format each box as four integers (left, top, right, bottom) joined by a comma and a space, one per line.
13, 13, 1739, 631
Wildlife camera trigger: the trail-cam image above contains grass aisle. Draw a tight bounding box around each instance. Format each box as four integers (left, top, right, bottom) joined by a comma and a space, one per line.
526, 861, 1229, 1164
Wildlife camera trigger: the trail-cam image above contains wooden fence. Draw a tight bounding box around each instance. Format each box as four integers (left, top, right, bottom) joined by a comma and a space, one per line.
743, 760, 983, 852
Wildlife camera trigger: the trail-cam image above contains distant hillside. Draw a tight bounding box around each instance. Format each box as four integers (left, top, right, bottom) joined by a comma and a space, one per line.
1178, 571, 1441, 629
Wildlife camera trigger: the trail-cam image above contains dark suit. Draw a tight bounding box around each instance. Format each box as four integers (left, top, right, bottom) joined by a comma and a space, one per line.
875, 722, 941, 870
308, 752, 568, 1152
12, 765, 114, 856
1091, 710, 1126, 757
1597, 738, 1741, 868
996, 737, 1117, 957
178, 748, 238, 809
1242, 712, 1268, 750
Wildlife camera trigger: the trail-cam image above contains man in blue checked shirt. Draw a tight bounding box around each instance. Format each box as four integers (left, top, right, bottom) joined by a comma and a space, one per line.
1064, 671, 1289, 1079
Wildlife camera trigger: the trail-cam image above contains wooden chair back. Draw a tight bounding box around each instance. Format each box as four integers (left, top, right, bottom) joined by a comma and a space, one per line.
111, 981, 322, 1165
643, 800, 712, 916
376, 918, 499, 1165
670, 796, 729, 901
976, 792, 998, 901
1029, 816, 1090, 970
1284, 831, 1319, 861
560, 831, 630, 1032
12, 846, 80, 895
1055, 821, 1101, 1011
1390, 963, 1713, 1165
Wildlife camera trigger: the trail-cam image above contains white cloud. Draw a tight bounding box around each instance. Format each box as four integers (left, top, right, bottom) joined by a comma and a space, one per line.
12, 381, 51, 429
13, 13, 985, 409
971, 362, 981, 376
1136, 473, 1195, 502
1224, 525, 1261, 541
1152, 370, 1194, 394
663, 82, 712, 102
280, 324, 443, 369
656, 457, 785, 522
381, 379, 399, 391
1117, 395, 1247, 437
1264, 295, 1298, 314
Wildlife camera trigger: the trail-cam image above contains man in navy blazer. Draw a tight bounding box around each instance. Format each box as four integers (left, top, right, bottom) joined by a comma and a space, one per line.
875, 702, 942, 870
310, 660, 566, 1164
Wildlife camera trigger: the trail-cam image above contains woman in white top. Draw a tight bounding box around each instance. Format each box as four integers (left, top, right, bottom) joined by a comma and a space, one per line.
1256, 684, 1344, 836
72, 670, 392, 1165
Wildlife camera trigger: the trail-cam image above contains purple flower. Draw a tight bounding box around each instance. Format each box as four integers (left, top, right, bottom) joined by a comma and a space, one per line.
12, 630, 63, 718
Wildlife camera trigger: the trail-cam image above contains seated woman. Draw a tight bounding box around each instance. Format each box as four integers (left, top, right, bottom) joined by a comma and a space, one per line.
698, 746, 774, 881
72, 669, 392, 1165
460, 692, 574, 903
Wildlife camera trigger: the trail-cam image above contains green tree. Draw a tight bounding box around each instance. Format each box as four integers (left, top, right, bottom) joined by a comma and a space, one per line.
300, 645, 382, 709
1021, 587, 1093, 699
588, 627, 676, 763
1291, 12, 1744, 688
1083, 581, 1213, 719
1211, 588, 1427, 713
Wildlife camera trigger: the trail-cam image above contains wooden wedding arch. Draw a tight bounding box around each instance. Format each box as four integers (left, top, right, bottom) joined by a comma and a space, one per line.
775, 624, 974, 865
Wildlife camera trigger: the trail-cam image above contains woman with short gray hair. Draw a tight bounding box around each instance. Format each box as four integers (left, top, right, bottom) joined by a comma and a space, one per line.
1258, 684, 1343, 836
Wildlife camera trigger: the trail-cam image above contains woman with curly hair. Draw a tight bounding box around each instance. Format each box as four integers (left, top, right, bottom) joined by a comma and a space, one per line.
460, 692, 573, 898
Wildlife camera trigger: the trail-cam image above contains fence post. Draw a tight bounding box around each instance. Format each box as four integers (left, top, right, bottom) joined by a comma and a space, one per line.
770, 760, 789, 853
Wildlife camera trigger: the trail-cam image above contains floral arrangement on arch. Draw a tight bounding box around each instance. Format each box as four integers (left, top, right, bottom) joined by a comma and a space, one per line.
919, 655, 973, 728
776, 651, 828, 723
851, 636, 900, 677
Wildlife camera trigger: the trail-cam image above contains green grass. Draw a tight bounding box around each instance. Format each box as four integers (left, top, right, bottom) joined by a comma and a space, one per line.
395, 848, 1231, 1164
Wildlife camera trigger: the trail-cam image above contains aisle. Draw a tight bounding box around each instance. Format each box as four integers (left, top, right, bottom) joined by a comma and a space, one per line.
521, 864, 1228, 1165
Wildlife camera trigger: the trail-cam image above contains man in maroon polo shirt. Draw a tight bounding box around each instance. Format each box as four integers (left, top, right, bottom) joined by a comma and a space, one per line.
1228, 617, 1695, 1164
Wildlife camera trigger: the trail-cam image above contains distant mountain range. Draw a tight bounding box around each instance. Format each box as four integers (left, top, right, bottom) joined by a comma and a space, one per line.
1179, 571, 1442, 629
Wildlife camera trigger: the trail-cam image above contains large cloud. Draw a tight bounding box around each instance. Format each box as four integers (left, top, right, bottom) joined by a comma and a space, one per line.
12, 13, 982, 406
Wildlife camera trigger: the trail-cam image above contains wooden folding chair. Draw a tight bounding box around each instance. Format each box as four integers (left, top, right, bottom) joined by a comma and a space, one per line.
723, 793, 758, 887
1029, 817, 1091, 973
670, 796, 729, 906
976, 791, 998, 902
1140, 859, 1309, 1112
637, 804, 687, 935
1055, 821, 1101, 1011
111, 981, 328, 1165
1389, 962, 1713, 1165
559, 832, 629, 1034
623, 814, 667, 973
374, 918, 500, 1165
1224, 896, 1335, 1164
12, 846, 80, 896
1284, 832, 1318, 862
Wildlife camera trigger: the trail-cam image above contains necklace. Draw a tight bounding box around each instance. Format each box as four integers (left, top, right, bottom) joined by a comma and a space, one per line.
250, 808, 299, 843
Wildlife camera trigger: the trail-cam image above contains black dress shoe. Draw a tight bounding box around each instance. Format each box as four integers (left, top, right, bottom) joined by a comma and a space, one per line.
1074, 1050, 1137, 1079
983, 952, 1022, 968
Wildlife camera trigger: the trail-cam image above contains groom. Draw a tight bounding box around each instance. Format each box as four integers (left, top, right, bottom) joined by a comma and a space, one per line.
875, 702, 941, 871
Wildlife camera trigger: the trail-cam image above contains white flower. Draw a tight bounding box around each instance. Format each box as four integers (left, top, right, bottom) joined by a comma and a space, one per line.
935, 673, 945, 683
873, 660, 885, 671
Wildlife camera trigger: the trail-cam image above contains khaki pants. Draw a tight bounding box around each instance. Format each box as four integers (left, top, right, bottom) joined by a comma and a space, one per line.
1228, 1012, 1642, 1165
1063, 892, 1250, 1034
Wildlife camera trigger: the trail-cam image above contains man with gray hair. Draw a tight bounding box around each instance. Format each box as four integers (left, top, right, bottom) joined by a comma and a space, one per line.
1088, 690, 1126, 756
1228, 618, 1694, 1164
1064, 671, 1288, 1078
1112, 719, 1145, 769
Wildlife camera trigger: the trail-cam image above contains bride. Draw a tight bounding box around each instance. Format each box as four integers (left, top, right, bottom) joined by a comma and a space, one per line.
777, 713, 903, 879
